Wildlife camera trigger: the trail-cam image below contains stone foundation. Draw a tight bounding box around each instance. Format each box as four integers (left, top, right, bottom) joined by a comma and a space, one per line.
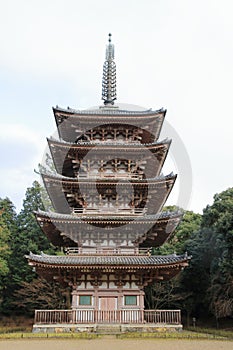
33, 323, 183, 334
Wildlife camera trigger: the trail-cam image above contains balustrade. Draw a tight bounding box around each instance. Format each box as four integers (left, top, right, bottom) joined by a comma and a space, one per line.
34, 309, 181, 325
72, 207, 147, 215
64, 247, 151, 256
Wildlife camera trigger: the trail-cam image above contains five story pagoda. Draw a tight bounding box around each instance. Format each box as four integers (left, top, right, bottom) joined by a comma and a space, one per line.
27, 34, 190, 332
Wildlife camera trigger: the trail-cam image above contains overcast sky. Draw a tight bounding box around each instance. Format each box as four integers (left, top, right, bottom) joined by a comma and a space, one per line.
0, 0, 232, 213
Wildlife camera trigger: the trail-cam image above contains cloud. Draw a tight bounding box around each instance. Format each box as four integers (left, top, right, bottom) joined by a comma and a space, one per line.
0, 123, 44, 210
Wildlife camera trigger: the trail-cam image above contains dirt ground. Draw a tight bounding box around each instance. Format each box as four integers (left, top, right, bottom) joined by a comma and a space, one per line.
0, 338, 232, 350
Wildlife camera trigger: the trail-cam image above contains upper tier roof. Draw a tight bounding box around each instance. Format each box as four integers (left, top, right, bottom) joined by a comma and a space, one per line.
41, 170, 174, 183
52, 104, 166, 143
48, 136, 171, 148
47, 138, 171, 177
36, 209, 181, 222
53, 104, 165, 116
41, 171, 176, 215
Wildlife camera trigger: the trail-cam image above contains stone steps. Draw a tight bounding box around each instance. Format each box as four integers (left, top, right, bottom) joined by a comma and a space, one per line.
96, 324, 122, 334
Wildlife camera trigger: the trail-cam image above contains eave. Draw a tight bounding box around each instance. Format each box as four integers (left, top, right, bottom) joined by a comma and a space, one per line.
47, 138, 171, 177
35, 210, 182, 248
41, 172, 176, 215
52, 107, 166, 143
27, 251, 190, 269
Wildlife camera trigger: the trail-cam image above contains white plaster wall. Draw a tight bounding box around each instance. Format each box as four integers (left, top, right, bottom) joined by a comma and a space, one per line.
109, 282, 117, 289
131, 282, 137, 289
101, 282, 108, 288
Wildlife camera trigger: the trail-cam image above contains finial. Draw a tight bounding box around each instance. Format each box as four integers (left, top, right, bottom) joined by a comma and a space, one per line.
102, 34, 117, 105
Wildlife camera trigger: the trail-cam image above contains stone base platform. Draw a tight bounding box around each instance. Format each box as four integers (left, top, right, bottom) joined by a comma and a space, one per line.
33, 323, 183, 334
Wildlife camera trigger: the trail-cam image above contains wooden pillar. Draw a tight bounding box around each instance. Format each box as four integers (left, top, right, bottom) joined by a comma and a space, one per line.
118, 287, 123, 310
139, 290, 145, 310
102, 128, 105, 141
94, 287, 99, 312
128, 160, 131, 173
125, 129, 128, 141
116, 194, 119, 208
71, 287, 78, 309
90, 130, 93, 141
87, 159, 90, 175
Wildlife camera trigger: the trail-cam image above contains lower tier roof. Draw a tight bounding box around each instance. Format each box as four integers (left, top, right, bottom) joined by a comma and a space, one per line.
27, 252, 189, 268
35, 210, 183, 248
26, 252, 190, 285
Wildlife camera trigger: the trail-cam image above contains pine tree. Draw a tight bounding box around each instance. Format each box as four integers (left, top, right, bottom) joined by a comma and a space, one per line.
0, 197, 17, 312
0, 212, 11, 303
2, 181, 57, 314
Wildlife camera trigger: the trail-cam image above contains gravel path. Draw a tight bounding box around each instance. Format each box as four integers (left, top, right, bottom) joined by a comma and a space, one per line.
0, 339, 232, 350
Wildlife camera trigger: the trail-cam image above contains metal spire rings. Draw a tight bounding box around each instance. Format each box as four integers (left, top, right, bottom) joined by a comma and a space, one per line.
102, 33, 117, 105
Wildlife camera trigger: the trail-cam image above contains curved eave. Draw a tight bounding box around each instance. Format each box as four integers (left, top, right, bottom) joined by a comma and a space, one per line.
41, 172, 176, 215
41, 171, 175, 185
35, 209, 182, 223
52, 108, 166, 143
34, 212, 75, 247
47, 137, 171, 150
53, 106, 166, 119
139, 215, 182, 247
27, 252, 190, 270
35, 210, 182, 248
47, 137, 171, 177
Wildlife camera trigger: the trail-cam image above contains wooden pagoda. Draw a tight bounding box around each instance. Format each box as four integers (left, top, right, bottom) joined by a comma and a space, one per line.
27, 34, 190, 333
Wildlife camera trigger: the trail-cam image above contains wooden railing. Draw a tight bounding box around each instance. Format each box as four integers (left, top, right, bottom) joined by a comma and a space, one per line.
34, 309, 181, 325
72, 207, 147, 215
76, 173, 144, 180
144, 310, 181, 324
65, 247, 152, 256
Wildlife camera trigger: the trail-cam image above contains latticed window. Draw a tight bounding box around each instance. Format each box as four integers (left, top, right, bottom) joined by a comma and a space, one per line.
79, 295, 92, 305
124, 295, 137, 306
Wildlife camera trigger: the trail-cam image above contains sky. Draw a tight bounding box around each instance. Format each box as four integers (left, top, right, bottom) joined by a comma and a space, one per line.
0, 0, 232, 214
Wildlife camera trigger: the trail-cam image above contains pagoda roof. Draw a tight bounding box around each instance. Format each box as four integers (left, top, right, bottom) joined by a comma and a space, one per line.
27, 251, 189, 269
36, 209, 181, 223
53, 105, 166, 117
47, 137, 170, 177
48, 136, 171, 149
41, 171, 176, 215
35, 210, 182, 248
41, 170, 175, 184
52, 107, 166, 143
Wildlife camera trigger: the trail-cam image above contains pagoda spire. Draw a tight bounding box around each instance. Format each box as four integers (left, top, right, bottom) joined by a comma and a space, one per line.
102, 33, 117, 105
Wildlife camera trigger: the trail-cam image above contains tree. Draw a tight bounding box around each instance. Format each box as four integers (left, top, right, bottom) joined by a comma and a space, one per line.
180, 188, 233, 323
0, 198, 17, 312
147, 208, 201, 316
145, 276, 192, 310
0, 211, 11, 300
13, 278, 68, 316
179, 228, 214, 320
0, 198, 17, 233
2, 181, 57, 315
16, 180, 54, 256
153, 208, 201, 255
201, 188, 233, 321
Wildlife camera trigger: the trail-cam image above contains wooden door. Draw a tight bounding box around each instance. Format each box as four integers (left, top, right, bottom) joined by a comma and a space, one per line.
99, 297, 118, 323
100, 297, 117, 310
